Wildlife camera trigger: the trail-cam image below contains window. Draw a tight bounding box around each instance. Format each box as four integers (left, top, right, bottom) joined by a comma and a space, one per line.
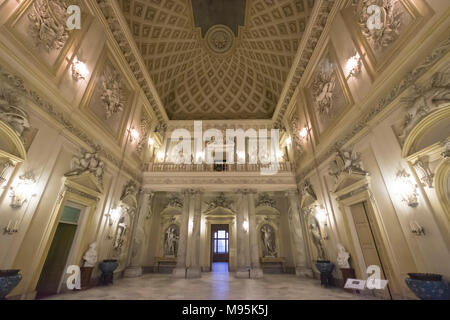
213, 230, 229, 254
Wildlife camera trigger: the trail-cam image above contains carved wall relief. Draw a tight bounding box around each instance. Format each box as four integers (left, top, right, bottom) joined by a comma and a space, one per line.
356, 0, 403, 52
27, 0, 71, 52
397, 65, 450, 144
86, 56, 131, 137
307, 46, 352, 136
64, 150, 105, 185
328, 149, 368, 180
0, 88, 30, 137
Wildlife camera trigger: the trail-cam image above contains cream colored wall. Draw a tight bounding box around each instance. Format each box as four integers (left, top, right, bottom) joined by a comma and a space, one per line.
286, 0, 450, 299
0, 0, 151, 299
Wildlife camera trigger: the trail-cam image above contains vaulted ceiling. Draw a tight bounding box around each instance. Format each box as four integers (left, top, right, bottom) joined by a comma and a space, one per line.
118, 0, 315, 120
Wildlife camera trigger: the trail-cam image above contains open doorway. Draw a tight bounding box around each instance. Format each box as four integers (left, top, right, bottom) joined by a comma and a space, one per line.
210, 224, 229, 273
35, 202, 85, 299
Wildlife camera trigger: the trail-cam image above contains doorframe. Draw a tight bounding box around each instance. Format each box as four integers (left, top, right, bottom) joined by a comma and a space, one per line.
338, 188, 401, 298
204, 216, 235, 272
210, 224, 230, 266
31, 174, 101, 295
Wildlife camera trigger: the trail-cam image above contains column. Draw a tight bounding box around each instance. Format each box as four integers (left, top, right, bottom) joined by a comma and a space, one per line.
287, 189, 313, 277
187, 189, 202, 278
124, 190, 153, 277
248, 189, 263, 278
235, 189, 250, 278
173, 189, 191, 278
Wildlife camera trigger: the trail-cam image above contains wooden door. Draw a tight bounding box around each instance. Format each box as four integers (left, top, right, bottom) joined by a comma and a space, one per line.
350, 202, 392, 299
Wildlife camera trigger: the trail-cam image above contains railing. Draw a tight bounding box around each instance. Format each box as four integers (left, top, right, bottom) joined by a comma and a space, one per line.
147, 162, 292, 173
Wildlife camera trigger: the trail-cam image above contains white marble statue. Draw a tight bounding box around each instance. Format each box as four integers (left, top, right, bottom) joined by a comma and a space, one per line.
164, 225, 179, 257
83, 242, 98, 267
336, 243, 351, 269
260, 224, 277, 257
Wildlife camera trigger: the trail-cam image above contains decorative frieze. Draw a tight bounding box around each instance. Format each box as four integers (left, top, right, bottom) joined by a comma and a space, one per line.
204, 193, 233, 212
256, 193, 276, 208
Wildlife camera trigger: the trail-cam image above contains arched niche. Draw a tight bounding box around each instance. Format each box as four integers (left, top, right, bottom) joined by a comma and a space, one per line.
0, 119, 27, 161
402, 105, 450, 158
435, 160, 450, 221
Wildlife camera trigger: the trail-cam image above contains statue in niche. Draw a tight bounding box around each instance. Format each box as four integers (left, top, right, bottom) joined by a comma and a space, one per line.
308, 214, 326, 260
260, 224, 277, 257
65, 151, 105, 184
164, 224, 179, 257
82, 242, 98, 267
336, 243, 351, 269
0, 89, 30, 137
113, 215, 128, 252
121, 180, 138, 200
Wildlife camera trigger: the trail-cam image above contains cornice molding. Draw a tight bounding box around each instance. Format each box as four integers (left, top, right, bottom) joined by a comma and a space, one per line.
272, 0, 338, 126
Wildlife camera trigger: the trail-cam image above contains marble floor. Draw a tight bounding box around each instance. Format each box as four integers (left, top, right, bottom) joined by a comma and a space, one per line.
44, 263, 378, 300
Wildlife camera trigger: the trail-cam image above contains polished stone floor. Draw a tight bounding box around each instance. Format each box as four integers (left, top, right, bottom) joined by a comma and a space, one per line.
45, 263, 377, 300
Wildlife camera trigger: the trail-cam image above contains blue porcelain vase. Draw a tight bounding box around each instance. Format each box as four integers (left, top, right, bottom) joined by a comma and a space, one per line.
315, 260, 334, 273
99, 260, 119, 273
99, 260, 119, 286
405, 273, 450, 300
0, 270, 22, 300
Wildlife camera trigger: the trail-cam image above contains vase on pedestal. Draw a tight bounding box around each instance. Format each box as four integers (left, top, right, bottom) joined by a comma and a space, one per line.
80, 267, 94, 290
0, 270, 22, 300
315, 261, 335, 288
99, 260, 118, 286
405, 273, 450, 300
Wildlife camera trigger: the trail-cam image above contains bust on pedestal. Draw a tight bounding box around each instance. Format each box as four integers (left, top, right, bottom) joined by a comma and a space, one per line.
337, 243, 355, 289
81, 242, 97, 290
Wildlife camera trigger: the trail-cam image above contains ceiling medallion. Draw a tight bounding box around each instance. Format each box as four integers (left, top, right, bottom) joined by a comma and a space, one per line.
204, 25, 235, 55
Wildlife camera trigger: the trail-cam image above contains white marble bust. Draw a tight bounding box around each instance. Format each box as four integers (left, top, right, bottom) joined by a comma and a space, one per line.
83, 242, 98, 267
336, 243, 350, 269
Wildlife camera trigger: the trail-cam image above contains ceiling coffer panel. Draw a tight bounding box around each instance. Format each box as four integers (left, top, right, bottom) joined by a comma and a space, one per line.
118, 0, 315, 120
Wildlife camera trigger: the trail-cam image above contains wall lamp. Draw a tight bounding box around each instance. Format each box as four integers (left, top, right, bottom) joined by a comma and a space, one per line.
345, 52, 362, 79
394, 169, 419, 208
10, 172, 36, 209
71, 57, 89, 81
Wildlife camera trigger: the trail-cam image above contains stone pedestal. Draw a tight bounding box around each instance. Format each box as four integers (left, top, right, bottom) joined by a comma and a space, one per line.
172, 267, 187, 278
250, 268, 264, 279
123, 266, 142, 278
186, 267, 201, 279
80, 267, 93, 289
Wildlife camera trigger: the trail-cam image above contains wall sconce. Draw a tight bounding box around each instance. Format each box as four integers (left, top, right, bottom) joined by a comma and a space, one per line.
394, 169, 419, 208
156, 151, 165, 162
128, 127, 140, 143
4, 220, 19, 235
409, 221, 425, 236
242, 220, 249, 232
10, 172, 36, 209
299, 127, 309, 139
315, 205, 328, 226
345, 52, 361, 79
71, 57, 89, 81
148, 137, 155, 146
196, 151, 205, 162
285, 136, 292, 146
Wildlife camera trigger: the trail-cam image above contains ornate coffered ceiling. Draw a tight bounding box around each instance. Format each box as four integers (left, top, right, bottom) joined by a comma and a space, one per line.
117, 0, 315, 120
